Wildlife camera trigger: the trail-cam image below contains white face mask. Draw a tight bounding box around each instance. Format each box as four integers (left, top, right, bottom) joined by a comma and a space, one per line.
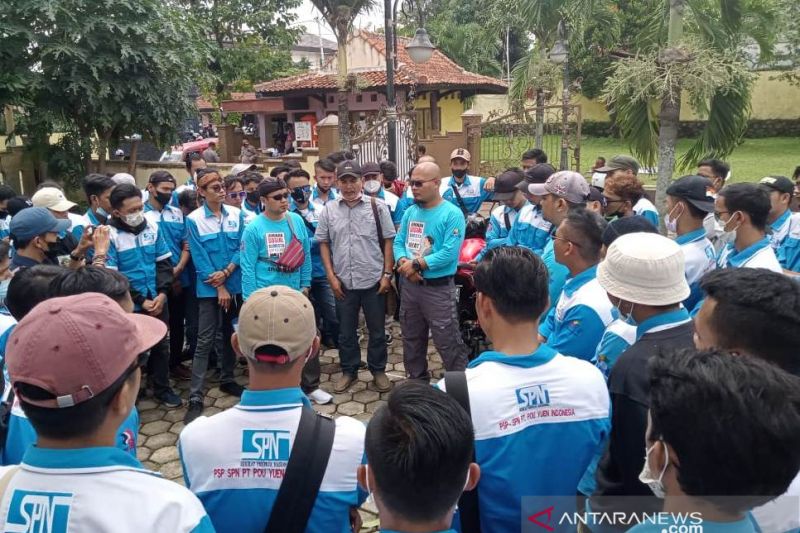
123, 211, 144, 227
638, 441, 669, 498
720, 210, 742, 242
664, 204, 683, 234
363, 180, 382, 195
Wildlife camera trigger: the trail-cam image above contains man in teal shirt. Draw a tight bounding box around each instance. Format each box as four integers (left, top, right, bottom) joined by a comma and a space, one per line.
395, 162, 468, 381
240, 177, 312, 300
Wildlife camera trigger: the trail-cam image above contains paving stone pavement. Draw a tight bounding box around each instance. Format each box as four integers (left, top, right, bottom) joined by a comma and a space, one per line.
136, 321, 445, 532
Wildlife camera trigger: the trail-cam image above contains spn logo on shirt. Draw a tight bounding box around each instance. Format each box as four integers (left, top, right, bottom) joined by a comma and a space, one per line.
241, 430, 291, 462
515, 384, 551, 411
5, 490, 73, 533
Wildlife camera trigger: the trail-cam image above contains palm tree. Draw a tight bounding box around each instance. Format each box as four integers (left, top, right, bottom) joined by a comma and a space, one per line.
310, 0, 377, 149
605, 0, 778, 216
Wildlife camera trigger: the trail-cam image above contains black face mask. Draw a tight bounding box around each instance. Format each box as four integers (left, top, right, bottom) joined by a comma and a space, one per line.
290, 187, 311, 205
246, 191, 259, 204
41, 239, 60, 261
155, 191, 173, 206
452, 168, 468, 179
0, 210, 8, 219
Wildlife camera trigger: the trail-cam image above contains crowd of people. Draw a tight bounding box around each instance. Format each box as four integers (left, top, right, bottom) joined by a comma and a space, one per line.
0, 146, 796, 533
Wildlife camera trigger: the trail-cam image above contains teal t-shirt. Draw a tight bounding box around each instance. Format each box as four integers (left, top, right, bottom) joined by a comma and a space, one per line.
393, 201, 466, 279
628, 515, 755, 533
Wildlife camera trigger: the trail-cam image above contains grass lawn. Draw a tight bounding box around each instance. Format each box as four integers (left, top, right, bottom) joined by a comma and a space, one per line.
481, 135, 800, 185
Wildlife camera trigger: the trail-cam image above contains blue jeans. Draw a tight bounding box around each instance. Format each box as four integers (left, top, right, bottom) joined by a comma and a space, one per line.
310, 277, 339, 341
335, 284, 387, 376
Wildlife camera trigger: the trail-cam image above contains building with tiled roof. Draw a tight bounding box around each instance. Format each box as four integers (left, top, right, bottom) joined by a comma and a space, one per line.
220, 30, 507, 154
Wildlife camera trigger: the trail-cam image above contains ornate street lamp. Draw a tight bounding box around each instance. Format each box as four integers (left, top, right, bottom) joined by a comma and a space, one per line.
549, 22, 570, 171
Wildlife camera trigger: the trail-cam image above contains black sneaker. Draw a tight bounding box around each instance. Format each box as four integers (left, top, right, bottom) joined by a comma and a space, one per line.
183, 398, 204, 425
156, 390, 182, 408
220, 382, 245, 397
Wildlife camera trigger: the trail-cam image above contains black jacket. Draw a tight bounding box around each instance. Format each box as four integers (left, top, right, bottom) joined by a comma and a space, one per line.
589, 321, 696, 527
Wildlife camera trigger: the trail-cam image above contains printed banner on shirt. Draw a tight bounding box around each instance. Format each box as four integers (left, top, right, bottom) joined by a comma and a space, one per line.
266, 233, 286, 257
6, 489, 74, 533
407, 221, 425, 255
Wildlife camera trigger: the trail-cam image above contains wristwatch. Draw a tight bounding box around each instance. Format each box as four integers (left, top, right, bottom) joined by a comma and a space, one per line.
383, 271, 393, 279
69, 251, 85, 262
411, 259, 422, 272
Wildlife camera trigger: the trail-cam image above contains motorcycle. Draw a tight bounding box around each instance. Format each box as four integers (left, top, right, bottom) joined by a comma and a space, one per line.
455, 214, 490, 360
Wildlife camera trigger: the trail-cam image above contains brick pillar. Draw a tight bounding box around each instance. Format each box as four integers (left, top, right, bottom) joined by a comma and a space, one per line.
217, 124, 236, 162
462, 110, 482, 176
317, 115, 339, 159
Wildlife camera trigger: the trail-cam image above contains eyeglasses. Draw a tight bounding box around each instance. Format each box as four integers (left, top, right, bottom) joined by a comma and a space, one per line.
227, 191, 247, 200
603, 196, 624, 205
410, 179, 435, 188
204, 183, 225, 193
268, 193, 289, 201
552, 235, 581, 247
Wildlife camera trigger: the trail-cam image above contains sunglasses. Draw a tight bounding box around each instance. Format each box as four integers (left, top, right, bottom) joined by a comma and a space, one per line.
268, 193, 290, 201
227, 191, 247, 200
410, 179, 434, 188
204, 183, 225, 193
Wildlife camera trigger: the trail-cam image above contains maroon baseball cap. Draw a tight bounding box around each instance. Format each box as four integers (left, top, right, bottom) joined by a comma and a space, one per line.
7, 293, 167, 409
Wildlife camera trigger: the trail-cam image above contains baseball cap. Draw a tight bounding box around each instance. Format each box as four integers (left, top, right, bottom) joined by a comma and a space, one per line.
450, 148, 471, 162
337, 160, 362, 179
760, 176, 794, 195
666, 175, 715, 213
111, 173, 136, 187
7, 293, 167, 408
598, 232, 690, 306
601, 215, 658, 247
9, 207, 70, 241
362, 162, 381, 177
31, 187, 77, 212
231, 163, 258, 176
528, 171, 590, 204
587, 186, 606, 206
493, 170, 525, 201
237, 286, 317, 364
148, 172, 177, 185
596, 155, 640, 174
6, 196, 32, 217
518, 164, 556, 192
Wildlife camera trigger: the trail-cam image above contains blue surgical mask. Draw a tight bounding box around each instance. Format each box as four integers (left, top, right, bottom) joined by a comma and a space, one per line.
96, 206, 109, 219
616, 300, 637, 326
0, 279, 10, 307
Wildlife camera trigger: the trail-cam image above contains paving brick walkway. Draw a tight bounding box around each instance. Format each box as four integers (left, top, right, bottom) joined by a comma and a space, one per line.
135, 321, 445, 532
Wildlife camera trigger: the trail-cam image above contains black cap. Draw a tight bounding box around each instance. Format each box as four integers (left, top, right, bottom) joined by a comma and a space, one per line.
517, 163, 556, 192
336, 160, 362, 179
361, 162, 381, 176
493, 170, 524, 201
148, 171, 177, 185
759, 176, 794, 195
588, 186, 606, 206
666, 175, 715, 213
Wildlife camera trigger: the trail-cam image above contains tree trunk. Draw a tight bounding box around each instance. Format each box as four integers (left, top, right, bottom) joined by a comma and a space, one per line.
654, 0, 685, 222
128, 139, 140, 175
336, 34, 350, 150
97, 129, 111, 175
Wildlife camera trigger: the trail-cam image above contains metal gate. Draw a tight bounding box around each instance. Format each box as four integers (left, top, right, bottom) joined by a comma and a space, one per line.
468, 104, 581, 177
349, 108, 418, 178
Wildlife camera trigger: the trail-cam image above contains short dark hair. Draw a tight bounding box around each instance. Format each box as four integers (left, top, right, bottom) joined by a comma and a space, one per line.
81, 174, 115, 201
286, 168, 311, 184
649, 348, 800, 513
698, 158, 730, 180
699, 268, 800, 374
10, 236, 34, 251
793, 166, 800, 180
521, 149, 548, 164
48, 266, 130, 303
596, 157, 606, 164
148, 170, 175, 186
109, 183, 142, 210
380, 161, 398, 181
258, 178, 288, 198
601, 216, 658, 247
0, 241, 10, 262
677, 198, 707, 220
284, 160, 302, 169
185, 151, 203, 172
18, 362, 138, 440
6, 265, 65, 320
240, 171, 264, 187
178, 189, 199, 211
562, 209, 606, 263
326, 151, 354, 164
474, 246, 549, 322
7, 196, 33, 217
314, 158, 336, 173
365, 382, 474, 523
223, 175, 244, 191
0, 184, 17, 202
718, 183, 770, 230
269, 165, 290, 178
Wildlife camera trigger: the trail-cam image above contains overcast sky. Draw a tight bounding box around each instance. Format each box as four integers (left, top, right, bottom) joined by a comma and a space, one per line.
292, 1, 386, 40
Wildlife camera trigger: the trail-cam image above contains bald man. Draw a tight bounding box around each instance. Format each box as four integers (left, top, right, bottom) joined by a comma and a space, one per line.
394, 162, 469, 381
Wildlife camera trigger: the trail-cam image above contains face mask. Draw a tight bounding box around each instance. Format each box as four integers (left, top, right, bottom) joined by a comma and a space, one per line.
363, 180, 381, 195
290, 187, 311, 205
96, 206, 109, 220
123, 211, 144, 227
246, 191, 259, 204
0, 210, 7, 220
452, 168, 468, 179
155, 191, 173, 206
39, 238, 59, 260
638, 441, 669, 498
664, 204, 682, 234
0, 279, 9, 307
720, 211, 742, 242
616, 300, 636, 326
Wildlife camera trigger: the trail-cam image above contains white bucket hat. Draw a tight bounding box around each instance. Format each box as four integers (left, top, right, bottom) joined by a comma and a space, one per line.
597, 232, 690, 306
